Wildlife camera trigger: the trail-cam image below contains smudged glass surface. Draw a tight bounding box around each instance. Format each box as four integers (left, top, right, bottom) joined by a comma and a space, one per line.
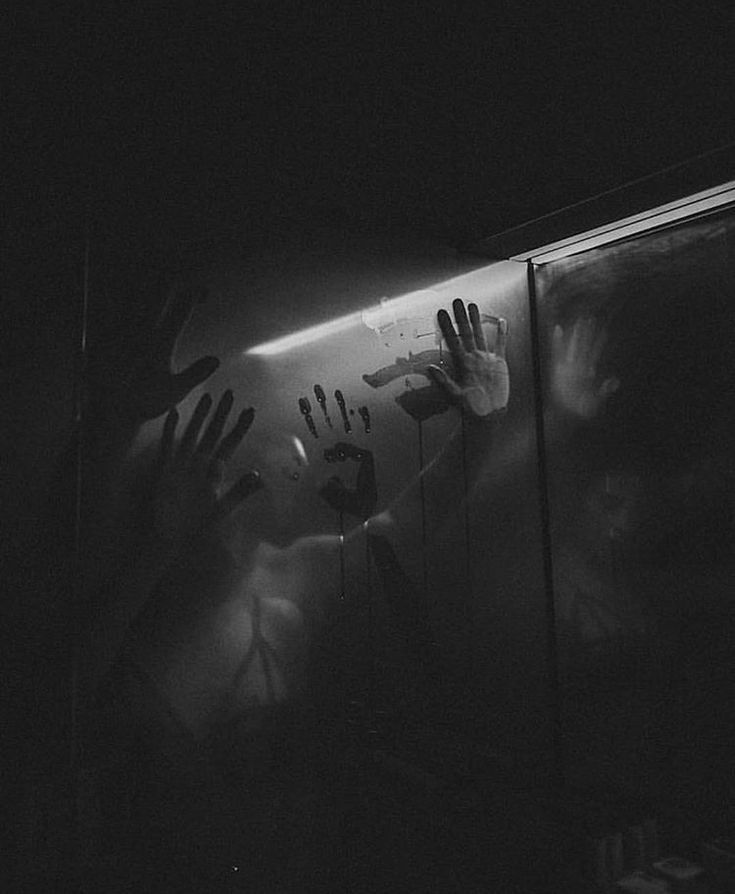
536, 211, 735, 817
155, 259, 555, 773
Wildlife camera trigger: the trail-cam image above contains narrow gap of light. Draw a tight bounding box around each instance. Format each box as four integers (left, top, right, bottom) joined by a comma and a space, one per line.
247, 309, 365, 356
245, 261, 515, 357
511, 180, 735, 265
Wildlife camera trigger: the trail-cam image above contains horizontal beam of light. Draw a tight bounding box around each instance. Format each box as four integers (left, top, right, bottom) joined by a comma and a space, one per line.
247, 310, 365, 356
512, 179, 735, 265
245, 263, 520, 357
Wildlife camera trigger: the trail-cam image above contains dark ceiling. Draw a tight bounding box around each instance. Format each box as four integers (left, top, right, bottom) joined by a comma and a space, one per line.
4, 3, 735, 294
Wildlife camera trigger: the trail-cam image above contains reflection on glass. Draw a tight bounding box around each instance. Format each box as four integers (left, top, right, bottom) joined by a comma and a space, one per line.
537, 212, 735, 820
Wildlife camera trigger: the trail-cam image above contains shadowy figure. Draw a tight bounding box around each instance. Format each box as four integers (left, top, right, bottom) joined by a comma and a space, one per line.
82, 299, 514, 888
39, 296, 572, 892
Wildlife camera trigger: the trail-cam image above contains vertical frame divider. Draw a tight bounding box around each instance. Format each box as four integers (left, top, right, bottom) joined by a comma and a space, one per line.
526, 259, 564, 786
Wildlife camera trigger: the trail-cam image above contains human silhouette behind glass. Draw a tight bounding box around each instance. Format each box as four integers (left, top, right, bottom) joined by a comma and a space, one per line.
82, 299, 510, 888
123, 300, 510, 737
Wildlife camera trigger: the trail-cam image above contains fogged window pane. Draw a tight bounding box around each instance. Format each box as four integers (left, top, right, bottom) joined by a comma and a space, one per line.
126, 259, 553, 769
536, 213, 735, 819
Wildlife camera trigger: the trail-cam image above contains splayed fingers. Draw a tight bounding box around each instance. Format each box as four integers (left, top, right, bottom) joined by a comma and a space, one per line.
429, 299, 510, 417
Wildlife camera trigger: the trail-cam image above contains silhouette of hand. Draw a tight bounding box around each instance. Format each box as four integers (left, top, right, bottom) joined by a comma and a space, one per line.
153, 391, 261, 545
89, 285, 220, 429
427, 298, 509, 417
550, 317, 619, 420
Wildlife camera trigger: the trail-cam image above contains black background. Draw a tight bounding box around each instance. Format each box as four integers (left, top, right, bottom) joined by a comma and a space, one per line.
4, 3, 734, 290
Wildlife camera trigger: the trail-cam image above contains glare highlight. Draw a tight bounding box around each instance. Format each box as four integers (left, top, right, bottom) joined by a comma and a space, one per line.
247, 310, 365, 356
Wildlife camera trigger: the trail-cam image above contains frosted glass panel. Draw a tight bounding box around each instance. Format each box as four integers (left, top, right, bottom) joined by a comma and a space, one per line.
129, 259, 554, 766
